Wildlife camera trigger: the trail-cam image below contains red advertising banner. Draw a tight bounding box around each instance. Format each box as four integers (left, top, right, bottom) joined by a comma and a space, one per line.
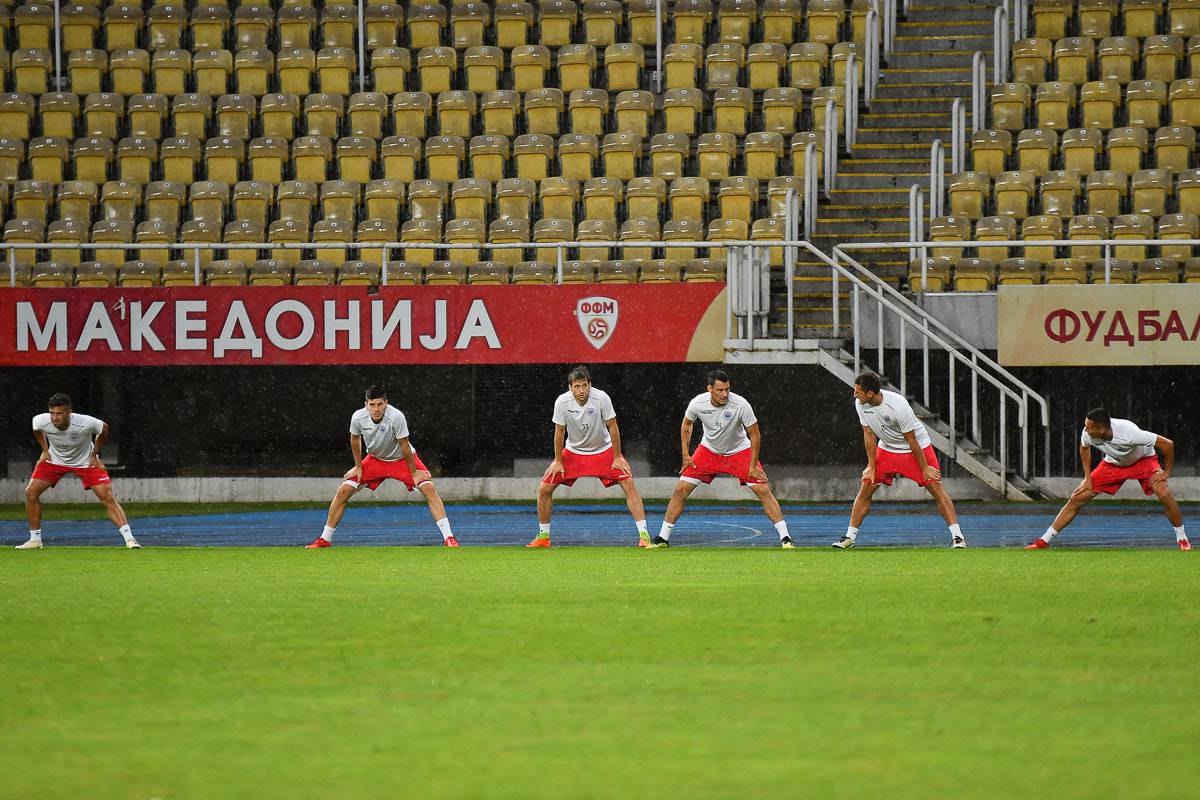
0, 284, 728, 366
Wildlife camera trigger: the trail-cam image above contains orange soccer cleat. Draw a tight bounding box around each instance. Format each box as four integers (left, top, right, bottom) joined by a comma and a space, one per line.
1024, 538, 1050, 549
445, 536, 460, 547
1179, 538, 1192, 551
305, 537, 332, 548
526, 535, 551, 548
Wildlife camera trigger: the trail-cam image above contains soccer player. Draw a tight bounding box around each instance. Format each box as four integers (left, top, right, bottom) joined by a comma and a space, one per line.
305, 386, 459, 548
646, 370, 793, 549
17, 393, 139, 549
1026, 409, 1190, 550
833, 372, 966, 549
529, 365, 650, 548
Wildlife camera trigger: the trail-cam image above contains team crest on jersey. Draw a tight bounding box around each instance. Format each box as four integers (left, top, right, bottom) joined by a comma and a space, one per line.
882, 415, 893, 424
575, 296, 619, 350
586, 407, 595, 416
723, 411, 733, 419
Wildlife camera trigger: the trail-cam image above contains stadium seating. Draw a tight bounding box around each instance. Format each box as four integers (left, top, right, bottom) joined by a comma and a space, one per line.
0, 0, 866, 285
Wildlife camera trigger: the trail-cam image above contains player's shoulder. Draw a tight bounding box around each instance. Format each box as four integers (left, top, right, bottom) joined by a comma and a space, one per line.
384, 403, 407, 421
71, 412, 103, 427
589, 386, 611, 402
881, 389, 912, 409
350, 406, 370, 421
728, 391, 752, 406
31, 412, 50, 428
688, 392, 710, 406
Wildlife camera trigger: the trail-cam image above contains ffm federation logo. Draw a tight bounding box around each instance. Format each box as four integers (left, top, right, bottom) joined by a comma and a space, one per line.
575, 296, 619, 350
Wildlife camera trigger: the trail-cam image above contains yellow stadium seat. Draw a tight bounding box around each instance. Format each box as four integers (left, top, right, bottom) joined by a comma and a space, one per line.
511, 45, 550, 92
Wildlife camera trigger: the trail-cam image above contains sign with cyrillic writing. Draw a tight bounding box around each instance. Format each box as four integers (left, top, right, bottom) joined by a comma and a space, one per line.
0, 284, 727, 365
998, 285, 1200, 366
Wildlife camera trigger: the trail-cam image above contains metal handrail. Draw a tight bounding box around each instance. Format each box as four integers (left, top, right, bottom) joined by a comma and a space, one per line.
357, 0, 367, 91
928, 139, 944, 218
862, 11, 878, 106
993, 5, 1010, 84
803, 142, 819, 236
845, 53, 859, 151
950, 98, 966, 173
823, 98, 838, 196
822, 243, 1048, 489
908, 183, 924, 264
971, 50, 987, 132
654, 0, 664, 92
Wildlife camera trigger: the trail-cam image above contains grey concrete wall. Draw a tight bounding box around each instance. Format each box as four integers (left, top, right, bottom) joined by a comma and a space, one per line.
10, 474, 1200, 504
857, 293, 998, 350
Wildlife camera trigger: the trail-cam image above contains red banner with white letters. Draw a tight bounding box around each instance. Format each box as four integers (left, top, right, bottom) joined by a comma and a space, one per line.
0, 284, 728, 365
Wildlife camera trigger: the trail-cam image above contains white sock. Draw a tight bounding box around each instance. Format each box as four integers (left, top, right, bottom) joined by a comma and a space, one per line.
949, 523, 962, 540
774, 520, 790, 540
658, 521, 675, 541
1174, 525, 1188, 541
321, 525, 335, 542
435, 517, 453, 540
634, 519, 648, 536
537, 522, 551, 537
845, 526, 858, 541
1041, 527, 1058, 543
118, 524, 134, 543
28, 529, 42, 542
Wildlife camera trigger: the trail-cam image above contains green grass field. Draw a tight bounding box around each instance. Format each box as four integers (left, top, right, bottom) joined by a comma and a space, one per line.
1, 548, 1195, 800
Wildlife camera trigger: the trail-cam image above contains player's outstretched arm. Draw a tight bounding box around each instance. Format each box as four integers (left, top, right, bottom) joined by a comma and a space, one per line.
349, 434, 364, 480
606, 419, 631, 474
1154, 436, 1175, 484
398, 437, 429, 483
905, 430, 940, 482
680, 418, 696, 472
1077, 444, 1093, 493
544, 425, 567, 479
89, 422, 110, 469
861, 426, 878, 482
32, 431, 49, 464
746, 423, 767, 482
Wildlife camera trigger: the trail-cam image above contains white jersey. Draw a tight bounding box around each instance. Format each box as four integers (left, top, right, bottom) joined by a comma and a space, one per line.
349, 404, 414, 462
685, 392, 757, 456
32, 412, 104, 468
856, 390, 932, 454
1082, 418, 1158, 467
552, 387, 616, 455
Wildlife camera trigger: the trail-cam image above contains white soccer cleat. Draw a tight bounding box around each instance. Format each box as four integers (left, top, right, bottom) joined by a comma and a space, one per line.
125, 538, 142, 549
951, 535, 967, 549
14, 538, 43, 550
831, 536, 855, 549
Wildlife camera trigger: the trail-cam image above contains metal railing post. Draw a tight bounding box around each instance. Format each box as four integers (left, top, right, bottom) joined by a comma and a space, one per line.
804, 143, 818, 235
785, 187, 796, 349
993, 6, 1009, 84
852, 283, 861, 374
950, 98, 965, 173
972, 51, 986, 132
971, 352, 980, 443
948, 353, 956, 455
381, 245, 389, 285
54, 0, 64, 90
1104, 243, 1112, 283
929, 139, 944, 218
745, 246, 755, 348
922, 317, 930, 407
899, 316, 907, 398
909, 184, 922, 263
824, 99, 837, 196
194, 246, 201, 285
556, 243, 564, 284
875, 283, 884, 374
357, 0, 368, 91
8, 247, 15, 287
999, 398, 1008, 496
846, 53, 858, 150
654, 0, 663, 92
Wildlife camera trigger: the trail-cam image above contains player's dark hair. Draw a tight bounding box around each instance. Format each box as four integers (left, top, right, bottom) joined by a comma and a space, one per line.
855, 372, 882, 394
47, 392, 72, 408
1085, 407, 1112, 427
567, 365, 591, 384
364, 385, 387, 401
706, 369, 731, 386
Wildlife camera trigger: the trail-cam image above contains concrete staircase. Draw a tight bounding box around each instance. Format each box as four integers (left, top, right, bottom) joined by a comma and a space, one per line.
770, 0, 1000, 338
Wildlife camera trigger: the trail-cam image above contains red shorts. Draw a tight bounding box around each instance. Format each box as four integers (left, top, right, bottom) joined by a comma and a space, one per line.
349, 453, 431, 492
542, 447, 630, 488
1090, 455, 1162, 496
869, 446, 941, 487
31, 461, 112, 490
681, 445, 767, 485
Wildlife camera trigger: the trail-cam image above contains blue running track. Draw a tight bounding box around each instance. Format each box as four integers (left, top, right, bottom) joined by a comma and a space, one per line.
0, 502, 1186, 548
